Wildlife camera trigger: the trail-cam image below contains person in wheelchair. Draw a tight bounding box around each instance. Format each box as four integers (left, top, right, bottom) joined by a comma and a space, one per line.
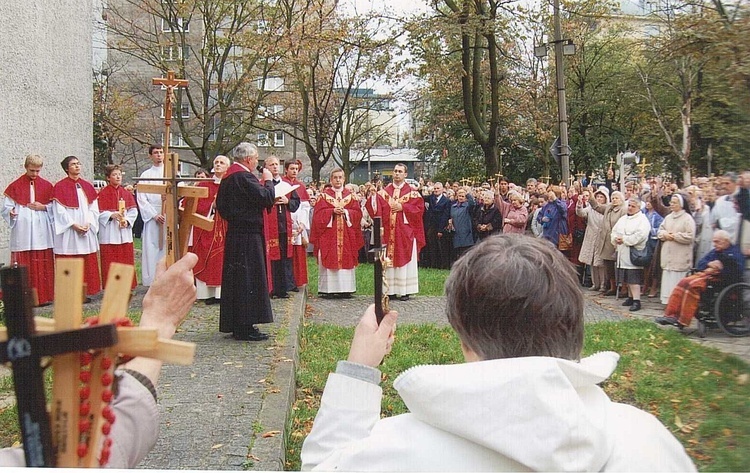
656, 230, 744, 328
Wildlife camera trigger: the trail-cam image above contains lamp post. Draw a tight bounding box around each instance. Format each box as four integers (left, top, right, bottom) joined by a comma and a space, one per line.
534, 0, 575, 186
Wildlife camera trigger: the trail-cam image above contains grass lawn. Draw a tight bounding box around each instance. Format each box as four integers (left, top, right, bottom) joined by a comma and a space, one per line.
287, 319, 750, 471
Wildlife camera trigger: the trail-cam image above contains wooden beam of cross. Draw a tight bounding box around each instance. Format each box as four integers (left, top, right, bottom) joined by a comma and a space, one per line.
0, 261, 196, 467
135, 152, 212, 267
637, 157, 648, 176
0, 264, 118, 467
152, 70, 188, 157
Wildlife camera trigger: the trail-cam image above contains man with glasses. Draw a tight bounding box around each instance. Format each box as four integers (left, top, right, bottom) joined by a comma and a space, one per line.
52, 156, 101, 299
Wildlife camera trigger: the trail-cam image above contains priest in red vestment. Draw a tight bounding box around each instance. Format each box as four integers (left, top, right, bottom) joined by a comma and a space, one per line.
2, 155, 55, 305
192, 155, 230, 304
52, 156, 101, 298
284, 160, 310, 289
364, 163, 425, 301
97, 164, 138, 289
310, 168, 363, 298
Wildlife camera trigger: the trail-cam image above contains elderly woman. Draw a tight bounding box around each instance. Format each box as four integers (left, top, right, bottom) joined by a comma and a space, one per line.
657, 194, 696, 305
448, 188, 476, 263
611, 197, 652, 311
473, 190, 503, 241
536, 186, 568, 247
495, 190, 528, 235
576, 186, 609, 291
656, 230, 744, 328
590, 190, 628, 296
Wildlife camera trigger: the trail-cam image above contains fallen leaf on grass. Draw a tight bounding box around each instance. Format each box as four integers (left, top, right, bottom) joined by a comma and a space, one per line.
702, 371, 710, 376
737, 373, 749, 385
645, 360, 654, 367
262, 430, 282, 438
675, 415, 684, 429
722, 428, 733, 437
670, 399, 682, 403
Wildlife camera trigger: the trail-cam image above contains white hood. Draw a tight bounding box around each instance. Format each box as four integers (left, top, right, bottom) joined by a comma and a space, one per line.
393, 352, 620, 471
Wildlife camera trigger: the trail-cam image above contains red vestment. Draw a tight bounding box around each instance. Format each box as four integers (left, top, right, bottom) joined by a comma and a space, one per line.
98, 184, 138, 289
192, 180, 226, 286
4, 174, 54, 206
310, 187, 363, 270
365, 183, 425, 268
5, 174, 55, 304
284, 177, 309, 286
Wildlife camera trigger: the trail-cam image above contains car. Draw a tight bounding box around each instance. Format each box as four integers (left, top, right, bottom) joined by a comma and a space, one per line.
93, 180, 107, 192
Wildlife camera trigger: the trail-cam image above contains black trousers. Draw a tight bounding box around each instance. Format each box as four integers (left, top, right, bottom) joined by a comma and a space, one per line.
271, 233, 293, 296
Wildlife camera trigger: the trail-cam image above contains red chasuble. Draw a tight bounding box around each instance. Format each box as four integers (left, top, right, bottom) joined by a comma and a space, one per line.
365, 183, 426, 268
53, 177, 98, 208
192, 180, 226, 286
310, 187, 363, 270
4, 174, 54, 205
263, 200, 293, 261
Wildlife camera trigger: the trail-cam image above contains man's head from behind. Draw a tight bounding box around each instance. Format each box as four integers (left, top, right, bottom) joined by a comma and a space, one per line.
445, 234, 584, 361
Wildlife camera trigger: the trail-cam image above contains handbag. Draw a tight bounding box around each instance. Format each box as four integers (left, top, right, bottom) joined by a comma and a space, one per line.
558, 233, 573, 251
629, 240, 654, 267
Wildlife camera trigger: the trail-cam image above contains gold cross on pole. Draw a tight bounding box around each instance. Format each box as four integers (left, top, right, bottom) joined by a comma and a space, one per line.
637, 157, 648, 176
152, 70, 188, 156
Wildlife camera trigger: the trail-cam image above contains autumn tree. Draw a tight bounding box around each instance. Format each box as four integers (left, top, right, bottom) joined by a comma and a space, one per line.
105, 0, 282, 170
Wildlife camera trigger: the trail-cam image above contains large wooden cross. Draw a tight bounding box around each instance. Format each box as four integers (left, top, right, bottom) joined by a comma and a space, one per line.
0, 260, 196, 467
136, 70, 213, 266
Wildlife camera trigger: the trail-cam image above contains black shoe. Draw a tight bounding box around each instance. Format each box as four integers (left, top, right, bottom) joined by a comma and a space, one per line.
629, 300, 641, 312
318, 293, 331, 299
271, 293, 290, 299
234, 327, 269, 341
342, 293, 353, 299
399, 295, 410, 301
655, 316, 680, 326
622, 297, 633, 307
204, 297, 219, 305
289, 287, 300, 292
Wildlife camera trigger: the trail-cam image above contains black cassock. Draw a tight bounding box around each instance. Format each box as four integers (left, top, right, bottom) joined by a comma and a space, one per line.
216, 165, 275, 334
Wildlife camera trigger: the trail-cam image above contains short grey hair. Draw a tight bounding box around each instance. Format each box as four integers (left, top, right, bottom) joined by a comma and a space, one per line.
445, 234, 584, 361
232, 142, 258, 161
713, 229, 731, 242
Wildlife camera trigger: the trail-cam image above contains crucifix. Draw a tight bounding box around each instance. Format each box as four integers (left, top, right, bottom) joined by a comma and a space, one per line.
136, 70, 213, 266
0, 264, 117, 467
0, 261, 196, 467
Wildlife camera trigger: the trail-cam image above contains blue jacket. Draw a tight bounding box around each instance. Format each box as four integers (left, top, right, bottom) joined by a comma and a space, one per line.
425, 194, 452, 232
450, 196, 476, 248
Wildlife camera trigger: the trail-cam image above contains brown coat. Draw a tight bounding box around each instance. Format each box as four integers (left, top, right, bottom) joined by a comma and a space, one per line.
590, 200, 626, 261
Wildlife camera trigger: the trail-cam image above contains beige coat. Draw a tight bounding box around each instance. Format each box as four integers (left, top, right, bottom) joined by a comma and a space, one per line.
657, 210, 696, 272
590, 200, 626, 261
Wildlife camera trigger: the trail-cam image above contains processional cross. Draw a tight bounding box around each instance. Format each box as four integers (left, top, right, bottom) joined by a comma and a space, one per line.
136, 70, 213, 266
0, 261, 196, 467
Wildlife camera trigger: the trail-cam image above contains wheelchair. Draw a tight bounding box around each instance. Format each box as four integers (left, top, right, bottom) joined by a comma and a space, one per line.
694, 280, 750, 338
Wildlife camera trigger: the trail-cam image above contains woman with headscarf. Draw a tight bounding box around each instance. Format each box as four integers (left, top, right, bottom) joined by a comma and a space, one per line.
474, 190, 503, 241
590, 190, 627, 296
576, 186, 609, 291
657, 193, 696, 305
611, 196, 651, 312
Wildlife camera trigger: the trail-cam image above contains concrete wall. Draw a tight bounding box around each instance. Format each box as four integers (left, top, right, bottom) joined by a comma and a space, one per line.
0, 0, 94, 265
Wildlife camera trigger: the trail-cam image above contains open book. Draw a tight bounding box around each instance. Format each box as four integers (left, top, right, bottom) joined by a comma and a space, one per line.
274, 180, 300, 199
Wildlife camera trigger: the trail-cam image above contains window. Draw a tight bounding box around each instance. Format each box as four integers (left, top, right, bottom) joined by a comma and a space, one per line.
256, 104, 284, 119
161, 132, 188, 148
255, 76, 284, 91
162, 17, 189, 32
160, 100, 190, 119
161, 45, 188, 61
257, 131, 284, 147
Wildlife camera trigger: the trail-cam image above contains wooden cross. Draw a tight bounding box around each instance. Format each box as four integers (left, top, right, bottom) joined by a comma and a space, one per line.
459, 178, 470, 186
152, 70, 188, 157
541, 175, 551, 185
0, 264, 117, 467
135, 153, 213, 266
0, 260, 196, 467
608, 157, 616, 170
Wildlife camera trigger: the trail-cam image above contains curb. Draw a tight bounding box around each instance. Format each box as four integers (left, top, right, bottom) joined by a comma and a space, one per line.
252, 287, 306, 470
